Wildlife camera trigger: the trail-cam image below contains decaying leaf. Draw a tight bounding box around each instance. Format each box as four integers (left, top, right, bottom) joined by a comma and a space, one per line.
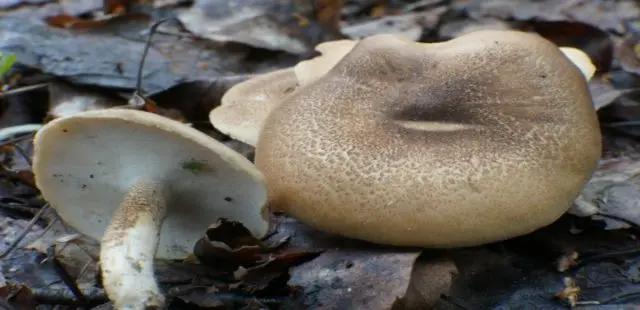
176, 0, 321, 54
454, 0, 639, 34
571, 157, 640, 229
273, 215, 433, 310
0, 282, 38, 310
0, 0, 103, 19
588, 75, 637, 110
438, 17, 512, 39
616, 35, 640, 76
341, 6, 447, 40
518, 21, 613, 72
0, 17, 272, 96
314, 0, 344, 33
149, 74, 256, 126
234, 251, 322, 293
47, 80, 123, 121
193, 218, 289, 270
393, 253, 457, 310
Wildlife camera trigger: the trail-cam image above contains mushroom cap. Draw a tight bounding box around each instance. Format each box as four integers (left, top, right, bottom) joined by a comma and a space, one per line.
294, 39, 357, 87
558, 47, 596, 80
209, 68, 298, 147
209, 40, 359, 147
33, 109, 269, 259
254, 30, 602, 248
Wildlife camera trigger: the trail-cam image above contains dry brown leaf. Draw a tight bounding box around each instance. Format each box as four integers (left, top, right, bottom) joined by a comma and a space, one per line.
47, 81, 123, 121
393, 253, 457, 310
273, 215, 423, 310
571, 157, 640, 229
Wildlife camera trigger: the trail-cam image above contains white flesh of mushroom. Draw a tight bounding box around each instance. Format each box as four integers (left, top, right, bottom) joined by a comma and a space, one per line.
99, 180, 167, 309
32, 109, 269, 310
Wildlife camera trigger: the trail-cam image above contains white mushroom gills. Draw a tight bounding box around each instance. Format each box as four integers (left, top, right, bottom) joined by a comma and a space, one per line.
32, 109, 269, 310
99, 180, 167, 310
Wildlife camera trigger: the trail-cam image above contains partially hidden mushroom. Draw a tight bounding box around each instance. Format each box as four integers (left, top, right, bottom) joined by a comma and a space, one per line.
32, 109, 269, 309
254, 30, 602, 248
208, 40, 357, 148
209, 36, 596, 150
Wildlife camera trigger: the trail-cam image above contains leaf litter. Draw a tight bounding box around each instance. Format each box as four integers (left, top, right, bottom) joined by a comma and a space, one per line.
0, 0, 640, 309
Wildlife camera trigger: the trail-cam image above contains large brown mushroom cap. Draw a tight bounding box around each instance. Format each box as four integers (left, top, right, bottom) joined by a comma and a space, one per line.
254, 30, 602, 248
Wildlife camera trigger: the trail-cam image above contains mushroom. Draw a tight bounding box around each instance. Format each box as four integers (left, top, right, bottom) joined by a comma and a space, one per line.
32, 109, 269, 309
208, 40, 357, 148
209, 68, 298, 147
210, 36, 595, 149
254, 30, 602, 248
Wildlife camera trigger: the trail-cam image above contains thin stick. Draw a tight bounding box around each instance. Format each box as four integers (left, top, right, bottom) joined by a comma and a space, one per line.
0, 133, 34, 147
0, 203, 50, 258
0, 83, 49, 99
135, 18, 172, 96
11, 142, 32, 167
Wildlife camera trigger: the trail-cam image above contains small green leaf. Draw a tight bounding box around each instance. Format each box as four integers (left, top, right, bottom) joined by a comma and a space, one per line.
182, 160, 212, 173
0, 52, 16, 78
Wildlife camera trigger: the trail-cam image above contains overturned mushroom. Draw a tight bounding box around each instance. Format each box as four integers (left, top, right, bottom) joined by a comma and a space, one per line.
254, 30, 602, 248
33, 109, 269, 309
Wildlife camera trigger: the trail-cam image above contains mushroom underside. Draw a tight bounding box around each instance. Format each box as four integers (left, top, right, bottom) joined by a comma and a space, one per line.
33, 110, 269, 310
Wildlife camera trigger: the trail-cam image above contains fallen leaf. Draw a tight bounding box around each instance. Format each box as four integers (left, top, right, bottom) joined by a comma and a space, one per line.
454, 0, 639, 34
0, 0, 103, 19
177, 0, 316, 54
315, 0, 343, 30
0, 17, 281, 96
47, 80, 124, 121
234, 251, 322, 293
104, 0, 132, 15
518, 21, 614, 72
149, 74, 256, 126
342, 6, 447, 40
571, 156, 640, 229
616, 35, 640, 76
193, 218, 288, 270
588, 75, 637, 110
393, 252, 457, 310
438, 17, 512, 39
273, 215, 423, 310
0, 282, 38, 310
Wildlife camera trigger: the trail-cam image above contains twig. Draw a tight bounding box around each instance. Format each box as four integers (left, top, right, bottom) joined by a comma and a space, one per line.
572, 247, 640, 270
11, 142, 32, 167
0, 202, 38, 214
0, 83, 49, 99
135, 18, 172, 97
440, 295, 472, 309
590, 290, 640, 304
30, 287, 107, 306
0, 124, 42, 142
0, 203, 50, 258
0, 133, 34, 147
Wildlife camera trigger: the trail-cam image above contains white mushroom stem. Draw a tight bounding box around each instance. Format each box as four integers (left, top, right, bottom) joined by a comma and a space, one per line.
99, 180, 167, 310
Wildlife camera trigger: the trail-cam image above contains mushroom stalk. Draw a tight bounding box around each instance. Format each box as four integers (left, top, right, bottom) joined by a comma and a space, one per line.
99, 180, 167, 310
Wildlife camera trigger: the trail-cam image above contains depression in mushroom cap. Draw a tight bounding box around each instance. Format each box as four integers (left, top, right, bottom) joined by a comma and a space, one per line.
254, 30, 602, 248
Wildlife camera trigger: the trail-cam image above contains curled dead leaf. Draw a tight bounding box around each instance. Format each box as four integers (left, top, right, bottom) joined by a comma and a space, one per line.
193, 218, 288, 270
